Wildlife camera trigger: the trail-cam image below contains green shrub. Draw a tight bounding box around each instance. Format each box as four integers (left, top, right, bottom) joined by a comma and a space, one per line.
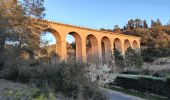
112, 48, 125, 68
141, 47, 170, 62
125, 48, 143, 68
141, 69, 151, 75
113, 74, 169, 97
142, 55, 155, 63
2, 65, 19, 81
1, 61, 106, 100
0, 58, 108, 99
152, 72, 167, 78
166, 76, 170, 97
121, 70, 140, 75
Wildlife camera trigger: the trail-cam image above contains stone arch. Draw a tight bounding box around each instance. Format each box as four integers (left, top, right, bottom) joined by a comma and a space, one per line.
86, 34, 98, 61
114, 38, 122, 52
124, 39, 131, 51
42, 28, 61, 60
66, 31, 82, 60
101, 36, 111, 61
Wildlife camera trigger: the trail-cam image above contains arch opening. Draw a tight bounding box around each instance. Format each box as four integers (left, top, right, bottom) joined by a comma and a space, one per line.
133, 40, 140, 52
66, 32, 82, 61
101, 36, 111, 61
124, 39, 131, 51
133, 40, 139, 48
86, 34, 98, 61
40, 28, 61, 62
114, 38, 122, 52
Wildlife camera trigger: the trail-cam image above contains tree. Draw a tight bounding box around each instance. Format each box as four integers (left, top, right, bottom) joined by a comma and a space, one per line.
113, 25, 122, 33
124, 48, 143, 69
100, 28, 106, 31
151, 20, 156, 27
135, 18, 142, 28
114, 25, 119, 29
128, 19, 135, 30
143, 20, 148, 28
151, 19, 162, 27
112, 48, 125, 69
157, 18, 162, 26
0, 0, 45, 67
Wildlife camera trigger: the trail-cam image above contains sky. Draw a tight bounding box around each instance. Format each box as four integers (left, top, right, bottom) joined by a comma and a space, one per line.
43, 0, 170, 44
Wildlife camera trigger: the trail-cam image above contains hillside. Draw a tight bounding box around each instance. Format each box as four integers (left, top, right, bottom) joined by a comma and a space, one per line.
101, 19, 170, 48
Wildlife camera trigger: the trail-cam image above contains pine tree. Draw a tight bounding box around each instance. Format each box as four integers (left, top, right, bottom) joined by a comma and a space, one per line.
125, 47, 143, 68
0, 0, 45, 67
112, 48, 125, 68
157, 18, 162, 26
143, 20, 148, 28
151, 20, 156, 27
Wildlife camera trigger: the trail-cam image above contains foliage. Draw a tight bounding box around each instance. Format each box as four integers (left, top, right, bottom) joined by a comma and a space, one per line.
141, 47, 170, 62
112, 47, 143, 70
124, 48, 143, 68
121, 70, 140, 75
112, 48, 125, 68
0, 0, 46, 71
113, 74, 170, 97
101, 19, 170, 48
0, 60, 108, 100
87, 63, 117, 87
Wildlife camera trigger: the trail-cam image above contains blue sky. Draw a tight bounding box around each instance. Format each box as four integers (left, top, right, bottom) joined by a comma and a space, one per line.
43, 0, 170, 44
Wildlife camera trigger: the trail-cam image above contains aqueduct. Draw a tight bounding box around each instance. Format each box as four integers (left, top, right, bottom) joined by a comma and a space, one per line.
34, 19, 141, 62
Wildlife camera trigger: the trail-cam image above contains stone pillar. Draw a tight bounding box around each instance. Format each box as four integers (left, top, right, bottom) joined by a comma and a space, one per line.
81, 38, 87, 62
76, 41, 82, 60
56, 38, 67, 61
111, 42, 114, 51
121, 42, 125, 54
97, 40, 102, 61
105, 43, 112, 61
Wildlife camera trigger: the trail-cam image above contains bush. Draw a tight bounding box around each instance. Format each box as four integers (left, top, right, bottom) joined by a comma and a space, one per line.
125, 48, 143, 68
141, 69, 151, 75
152, 72, 167, 78
141, 47, 170, 62
113, 47, 143, 69
0, 61, 107, 100
142, 55, 155, 63
112, 48, 125, 68
1, 65, 19, 81
166, 76, 170, 97
121, 70, 140, 75
113, 74, 169, 97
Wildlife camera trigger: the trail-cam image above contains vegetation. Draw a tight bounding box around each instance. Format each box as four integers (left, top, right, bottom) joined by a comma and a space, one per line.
112, 48, 125, 69
112, 74, 170, 98
112, 48, 143, 70
109, 86, 168, 100
101, 18, 170, 48
0, 60, 109, 99
124, 48, 143, 68
0, 0, 170, 99
0, 0, 109, 99
141, 48, 170, 63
